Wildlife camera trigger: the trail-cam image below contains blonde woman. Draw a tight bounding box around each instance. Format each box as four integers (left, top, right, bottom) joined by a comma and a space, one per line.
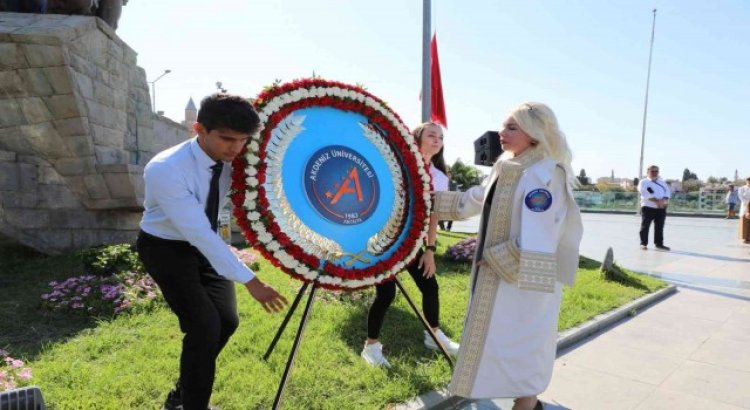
433, 103, 582, 410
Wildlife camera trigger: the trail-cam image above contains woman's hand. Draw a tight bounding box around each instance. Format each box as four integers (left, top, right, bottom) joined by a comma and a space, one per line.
419, 250, 437, 278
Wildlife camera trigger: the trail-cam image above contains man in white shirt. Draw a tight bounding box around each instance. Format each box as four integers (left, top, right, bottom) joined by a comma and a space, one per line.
136, 94, 288, 410
638, 165, 671, 251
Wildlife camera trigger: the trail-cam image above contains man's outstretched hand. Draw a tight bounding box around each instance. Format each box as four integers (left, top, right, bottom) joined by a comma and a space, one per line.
244, 277, 289, 313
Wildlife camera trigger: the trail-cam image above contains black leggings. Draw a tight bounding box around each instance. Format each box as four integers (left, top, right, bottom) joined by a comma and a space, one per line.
367, 250, 440, 339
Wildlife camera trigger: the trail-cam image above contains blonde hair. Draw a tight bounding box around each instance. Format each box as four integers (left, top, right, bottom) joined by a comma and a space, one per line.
501, 102, 577, 188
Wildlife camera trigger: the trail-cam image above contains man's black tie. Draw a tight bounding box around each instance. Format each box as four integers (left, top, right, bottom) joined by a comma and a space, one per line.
205, 161, 223, 232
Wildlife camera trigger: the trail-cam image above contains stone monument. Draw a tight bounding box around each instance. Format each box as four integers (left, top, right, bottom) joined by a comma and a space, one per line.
0, 12, 189, 253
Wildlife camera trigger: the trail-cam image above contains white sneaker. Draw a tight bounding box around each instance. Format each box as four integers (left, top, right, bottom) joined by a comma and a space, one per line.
424, 329, 460, 356
361, 342, 391, 367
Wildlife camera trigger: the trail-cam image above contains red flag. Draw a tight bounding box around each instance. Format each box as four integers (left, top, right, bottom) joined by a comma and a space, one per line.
430, 33, 447, 128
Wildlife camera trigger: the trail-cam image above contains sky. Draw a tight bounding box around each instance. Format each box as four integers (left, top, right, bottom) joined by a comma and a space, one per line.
117, 0, 750, 182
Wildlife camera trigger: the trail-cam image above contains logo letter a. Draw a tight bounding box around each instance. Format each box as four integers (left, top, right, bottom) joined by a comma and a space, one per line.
330, 167, 364, 204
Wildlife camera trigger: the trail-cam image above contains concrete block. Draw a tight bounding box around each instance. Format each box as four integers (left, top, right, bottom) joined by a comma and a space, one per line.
83, 173, 110, 199
72, 70, 94, 99
0, 43, 27, 69
0, 126, 34, 154
63, 175, 90, 199
9, 32, 62, 47
0, 162, 19, 190
98, 164, 143, 200
0, 70, 27, 97
18, 163, 37, 191
33, 228, 72, 251
72, 229, 99, 248
106, 42, 124, 62
21, 43, 66, 67
91, 123, 124, 148
15, 154, 45, 165
21, 122, 69, 158
99, 228, 138, 246
0, 191, 38, 208
19, 97, 53, 124
42, 66, 74, 94
55, 209, 97, 228
44, 94, 85, 119
115, 212, 142, 230
70, 53, 97, 78
38, 185, 81, 209
123, 48, 136, 67
38, 164, 66, 184
0, 98, 25, 127
101, 171, 136, 199
61, 134, 95, 156
5, 208, 51, 229
0, 150, 17, 161
54, 156, 97, 176
53, 117, 89, 137
17, 68, 54, 96
94, 144, 127, 165
0, 13, 40, 29
93, 81, 115, 107
112, 90, 127, 111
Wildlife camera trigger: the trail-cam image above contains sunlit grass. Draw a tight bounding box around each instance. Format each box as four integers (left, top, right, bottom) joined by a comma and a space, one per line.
0, 233, 665, 409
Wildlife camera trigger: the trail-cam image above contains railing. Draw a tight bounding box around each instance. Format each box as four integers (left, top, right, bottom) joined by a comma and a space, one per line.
573, 191, 725, 216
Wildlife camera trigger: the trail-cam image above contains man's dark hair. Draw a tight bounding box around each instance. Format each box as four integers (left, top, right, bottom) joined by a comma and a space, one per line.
197, 93, 260, 134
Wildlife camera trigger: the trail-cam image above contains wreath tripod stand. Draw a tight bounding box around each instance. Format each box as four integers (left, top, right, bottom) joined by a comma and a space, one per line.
262, 277, 455, 409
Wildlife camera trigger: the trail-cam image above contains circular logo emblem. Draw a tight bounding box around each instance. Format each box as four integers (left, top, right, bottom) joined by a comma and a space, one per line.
524, 188, 553, 212
304, 145, 380, 225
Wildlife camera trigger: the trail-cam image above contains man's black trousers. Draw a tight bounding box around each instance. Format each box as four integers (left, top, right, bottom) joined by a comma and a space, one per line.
137, 231, 239, 410
640, 206, 667, 247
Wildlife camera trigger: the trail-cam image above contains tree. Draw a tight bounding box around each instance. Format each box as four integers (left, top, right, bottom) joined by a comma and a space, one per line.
682, 168, 698, 182
449, 159, 483, 190
706, 176, 719, 185
577, 169, 590, 186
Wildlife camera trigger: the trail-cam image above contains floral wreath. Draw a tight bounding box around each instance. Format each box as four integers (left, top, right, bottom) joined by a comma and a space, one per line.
231, 78, 432, 291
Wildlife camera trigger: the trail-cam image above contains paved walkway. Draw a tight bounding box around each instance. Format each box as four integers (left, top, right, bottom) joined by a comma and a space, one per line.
423, 213, 750, 410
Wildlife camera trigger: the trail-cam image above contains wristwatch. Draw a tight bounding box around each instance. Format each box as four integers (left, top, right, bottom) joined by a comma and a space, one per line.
424, 245, 437, 252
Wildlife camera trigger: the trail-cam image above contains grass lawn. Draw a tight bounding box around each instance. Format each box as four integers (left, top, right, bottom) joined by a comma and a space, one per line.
0, 232, 666, 409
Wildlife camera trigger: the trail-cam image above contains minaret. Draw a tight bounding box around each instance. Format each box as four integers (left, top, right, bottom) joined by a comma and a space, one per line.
735, 169, 740, 181
611, 169, 615, 182
183, 97, 197, 129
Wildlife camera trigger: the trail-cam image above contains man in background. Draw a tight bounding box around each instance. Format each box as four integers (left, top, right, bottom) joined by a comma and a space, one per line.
638, 165, 671, 251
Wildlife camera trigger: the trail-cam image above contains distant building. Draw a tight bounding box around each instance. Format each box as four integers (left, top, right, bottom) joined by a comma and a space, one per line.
182, 97, 197, 130
668, 180, 682, 193
596, 176, 634, 190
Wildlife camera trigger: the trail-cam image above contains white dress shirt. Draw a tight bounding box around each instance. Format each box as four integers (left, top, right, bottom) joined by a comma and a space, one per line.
638, 177, 671, 208
429, 166, 449, 192
140, 138, 254, 284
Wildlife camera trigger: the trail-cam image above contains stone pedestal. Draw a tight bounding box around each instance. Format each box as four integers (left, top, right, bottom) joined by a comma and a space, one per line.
0, 12, 190, 253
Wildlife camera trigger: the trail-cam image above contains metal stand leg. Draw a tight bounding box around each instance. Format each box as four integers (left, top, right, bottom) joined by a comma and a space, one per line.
394, 276, 454, 367
271, 283, 318, 410
264, 282, 310, 361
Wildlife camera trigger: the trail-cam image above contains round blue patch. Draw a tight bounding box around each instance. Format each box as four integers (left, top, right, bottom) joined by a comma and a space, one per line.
524, 188, 552, 212
303, 145, 380, 225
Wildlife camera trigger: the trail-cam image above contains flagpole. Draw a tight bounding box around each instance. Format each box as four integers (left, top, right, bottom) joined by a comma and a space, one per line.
637, 8, 657, 182
421, 0, 431, 122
